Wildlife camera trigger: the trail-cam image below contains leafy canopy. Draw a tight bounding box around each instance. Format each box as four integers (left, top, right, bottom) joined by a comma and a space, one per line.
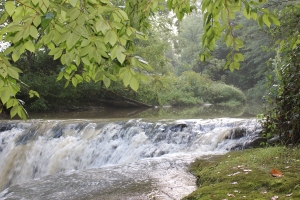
0, 0, 280, 119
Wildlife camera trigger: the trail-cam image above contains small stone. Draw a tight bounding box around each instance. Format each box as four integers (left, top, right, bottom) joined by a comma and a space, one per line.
271, 195, 279, 200
286, 193, 293, 197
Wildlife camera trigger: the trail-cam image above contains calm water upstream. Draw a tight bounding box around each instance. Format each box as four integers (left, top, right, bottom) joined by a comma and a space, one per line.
0, 105, 262, 199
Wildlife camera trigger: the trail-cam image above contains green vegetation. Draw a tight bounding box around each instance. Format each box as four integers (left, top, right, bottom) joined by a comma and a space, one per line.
109, 71, 245, 106
18, 71, 246, 112
0, 0, 282, 119
183, 146, 300, 200
261, 3, 300, 145
19, 73, 105, 111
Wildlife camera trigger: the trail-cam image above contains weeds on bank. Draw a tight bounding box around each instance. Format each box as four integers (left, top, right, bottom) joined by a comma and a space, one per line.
183, 146, 300, 200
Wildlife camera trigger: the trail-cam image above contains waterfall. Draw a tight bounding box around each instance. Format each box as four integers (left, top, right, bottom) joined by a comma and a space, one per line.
0, 118, 261, 199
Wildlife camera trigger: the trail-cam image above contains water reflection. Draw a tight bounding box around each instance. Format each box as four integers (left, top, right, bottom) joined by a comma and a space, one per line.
137, 104, 250, 119
26, 104, 257, 120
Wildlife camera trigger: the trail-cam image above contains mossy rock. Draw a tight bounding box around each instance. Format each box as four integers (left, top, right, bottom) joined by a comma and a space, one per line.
183, 147, 300, 200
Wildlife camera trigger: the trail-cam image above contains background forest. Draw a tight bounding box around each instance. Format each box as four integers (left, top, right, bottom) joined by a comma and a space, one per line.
9, 3, 273, 112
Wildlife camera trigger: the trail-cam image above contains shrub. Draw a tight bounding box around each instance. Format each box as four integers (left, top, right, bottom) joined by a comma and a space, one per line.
18, 71, 246, 111
207, 83, 246, 104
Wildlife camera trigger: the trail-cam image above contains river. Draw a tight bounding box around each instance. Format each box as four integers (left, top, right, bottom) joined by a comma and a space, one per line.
0, 105, 261, 200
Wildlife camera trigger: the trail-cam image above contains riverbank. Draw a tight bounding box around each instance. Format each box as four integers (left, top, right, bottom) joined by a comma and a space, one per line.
183, 146, 300, 199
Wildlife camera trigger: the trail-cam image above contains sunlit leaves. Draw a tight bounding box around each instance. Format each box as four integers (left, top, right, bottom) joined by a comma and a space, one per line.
0, 0, 158, 120
200, 0, 281, 70
263, 14, 271, 27
5, 1, 15, 16
130, 77, 139, 92
24, 40, 35, 52
7, 66, 22, 80
29, 90, 40, 98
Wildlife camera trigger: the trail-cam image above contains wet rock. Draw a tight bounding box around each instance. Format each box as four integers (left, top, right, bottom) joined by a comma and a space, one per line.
169, 124, 188, 132
226, 127, 246, 139
15, 130, 36, 145
244, 137, 267, 149
53, 128, 63, 138
0, 124, 15, 132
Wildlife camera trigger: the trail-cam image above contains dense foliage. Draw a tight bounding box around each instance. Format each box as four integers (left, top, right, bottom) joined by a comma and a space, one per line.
262, 2, 300, 145
111, 71, 245, 106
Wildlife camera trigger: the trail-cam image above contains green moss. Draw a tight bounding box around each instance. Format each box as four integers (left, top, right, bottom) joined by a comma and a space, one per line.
183, 147, 300, 200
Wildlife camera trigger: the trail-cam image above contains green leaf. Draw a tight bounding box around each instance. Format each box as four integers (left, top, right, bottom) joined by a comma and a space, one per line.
29, 26, 39, 39
81, 56, 91, 66
0, 63, 8, 78
257, 15, 263, 26
56, 71, 64, 81
29, 90, 40, 98
104, 30, 118, 46
234, 24, 243, 29
12, 50, 21, 62
71, 77, 78, 87
116, 45, 126, 64
221, 8, 227, 23
202, 0, 211, 13
0, 12, 8, 24
64, 80, 70, 88
243, 8, 250, 19
75, 74, 83, 82
130, 77, 139, 91
66, 33, 80, 49
6, 24, 23, 32
6, 99, 17, 108
269, 15, 280, 26
103, 75, 111, 88
0, 79, 4, 88
123, 69, 132, 87
225, 35, 233, 47
17, 105, 27, 120
32, 0, 40, 6
234, 53, 244, 62
229, 62, 240, 71
1, 89, 11, 104
104, 72, 117, 82
69, 0, 78, 7
69, 8, 80, 21
24, 40, 35, 52
54, 49, 63, 60
10, 105, 18, 118
7, 66, 22, 79
250, 10, 257, 20
110, 45, 118, 60
12, 31, 23, 43
262, 14, 271, 27
5, 1, 15, 16
136, 31, 148, 40
116, 10, 128, 21
40, 0, 49, 13
33, 16, 42, 27
12, 6, 24, 22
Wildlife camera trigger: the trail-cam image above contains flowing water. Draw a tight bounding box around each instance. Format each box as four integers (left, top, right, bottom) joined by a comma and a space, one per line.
0, 106, 262, 200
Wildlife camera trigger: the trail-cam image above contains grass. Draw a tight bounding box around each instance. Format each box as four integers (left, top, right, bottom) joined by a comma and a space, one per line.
183, 146, 300, 200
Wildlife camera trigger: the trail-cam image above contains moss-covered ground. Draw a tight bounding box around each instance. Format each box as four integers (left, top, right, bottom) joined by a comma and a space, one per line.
183, 146, 300, 200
